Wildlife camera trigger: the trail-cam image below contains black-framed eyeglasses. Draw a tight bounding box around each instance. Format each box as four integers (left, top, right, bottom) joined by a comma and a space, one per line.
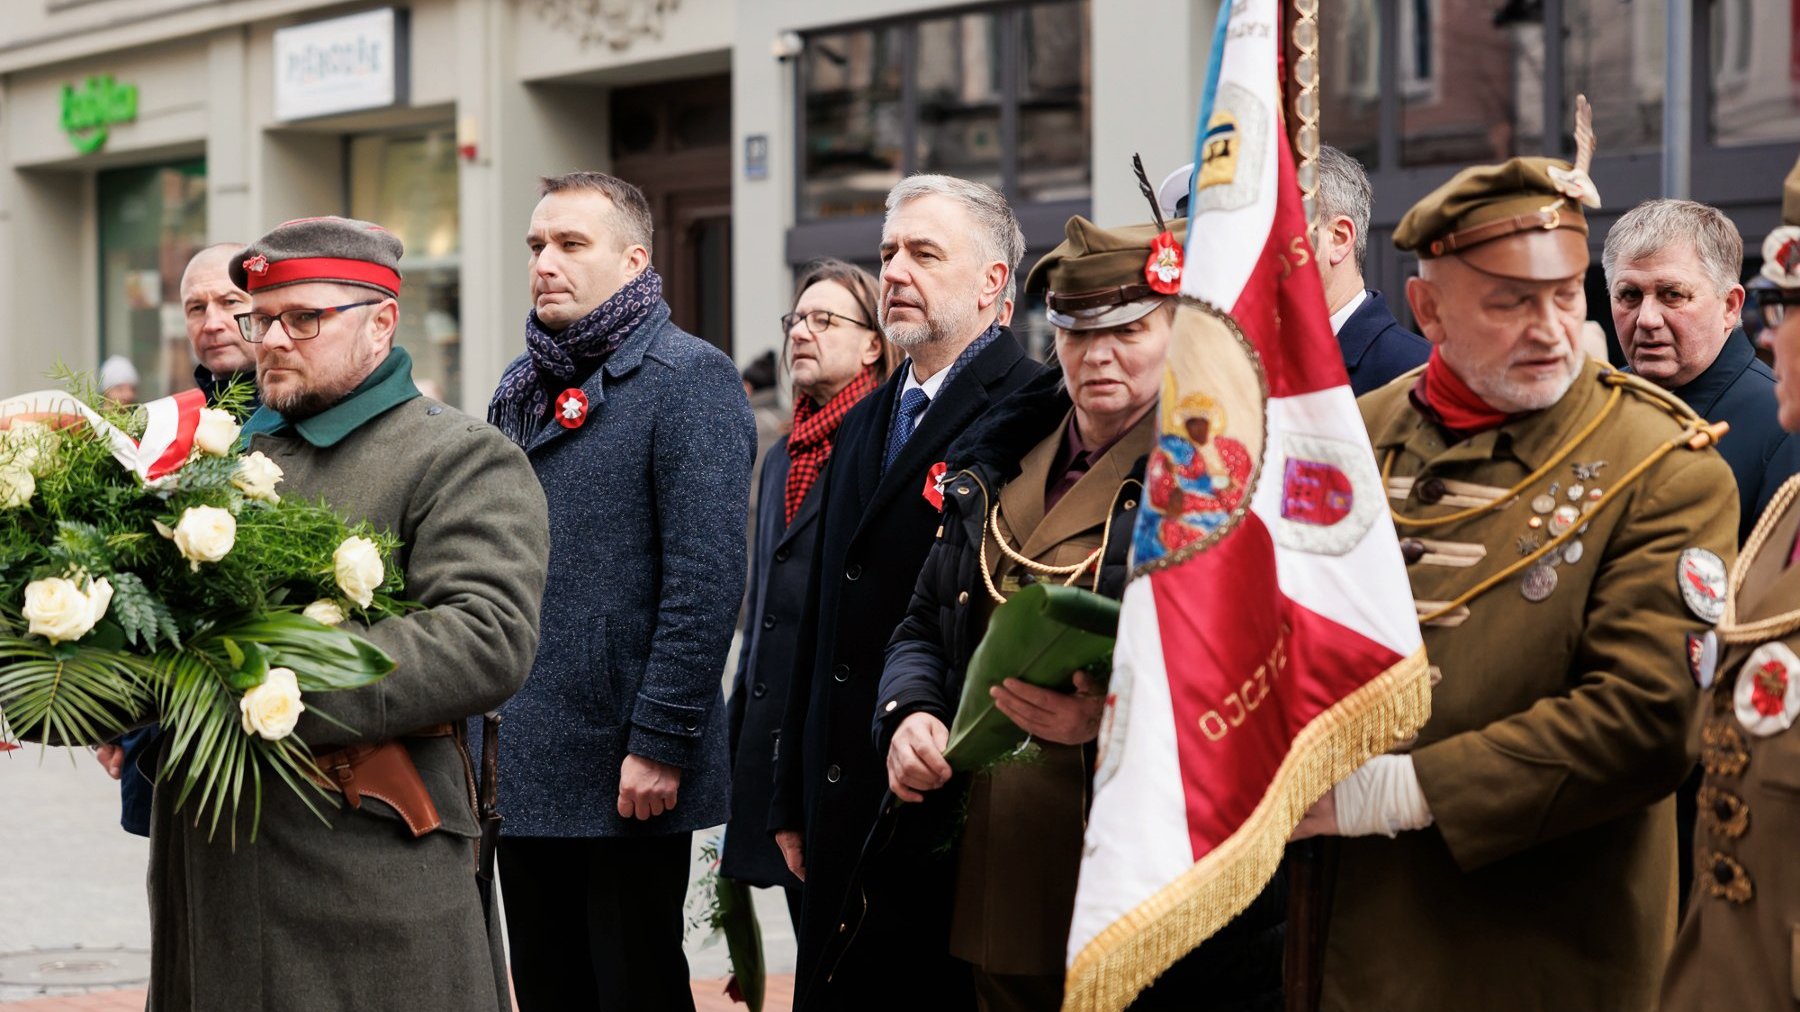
234, 300, 386, 343
1758, 288, 1800, 330
781, 309, 872, 335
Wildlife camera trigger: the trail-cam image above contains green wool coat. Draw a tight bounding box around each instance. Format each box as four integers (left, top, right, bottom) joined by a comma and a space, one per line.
146, 359, 550, 1012
1323, 361, 1737, 1012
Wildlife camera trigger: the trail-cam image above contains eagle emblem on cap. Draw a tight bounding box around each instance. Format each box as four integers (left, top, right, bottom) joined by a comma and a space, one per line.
1145, 231, 1184, 295
1762, 227, 1800, 287
243, 254, 269, 275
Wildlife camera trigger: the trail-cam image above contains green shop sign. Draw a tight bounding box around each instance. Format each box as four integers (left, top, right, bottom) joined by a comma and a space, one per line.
60, 75, 138, 155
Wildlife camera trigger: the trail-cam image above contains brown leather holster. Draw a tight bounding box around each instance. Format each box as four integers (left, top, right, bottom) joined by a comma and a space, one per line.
309, 723, 451, 837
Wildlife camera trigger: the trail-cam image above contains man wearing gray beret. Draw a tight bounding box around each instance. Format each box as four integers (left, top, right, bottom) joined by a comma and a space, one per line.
139, 215, 551, 1012
486, 173, 754, 1010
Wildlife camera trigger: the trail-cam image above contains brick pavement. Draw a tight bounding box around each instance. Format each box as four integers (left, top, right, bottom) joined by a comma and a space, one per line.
0, 975, 796, 1011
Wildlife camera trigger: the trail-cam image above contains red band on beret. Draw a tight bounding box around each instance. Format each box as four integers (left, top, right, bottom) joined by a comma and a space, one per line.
245, 256, 401, 295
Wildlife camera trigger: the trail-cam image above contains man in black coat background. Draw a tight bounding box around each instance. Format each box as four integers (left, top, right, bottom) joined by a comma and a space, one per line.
769, 175, 1046, 1010
1160, 147, 1427, 394
1313, 145, 1431, 395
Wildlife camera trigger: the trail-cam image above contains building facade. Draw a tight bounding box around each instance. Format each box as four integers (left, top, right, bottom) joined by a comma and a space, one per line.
0, 0, 1211, 405
3, 0, 1790, 403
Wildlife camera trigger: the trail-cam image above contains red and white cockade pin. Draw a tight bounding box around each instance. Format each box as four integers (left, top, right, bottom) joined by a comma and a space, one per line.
1145, 231, 1183, 295
1735, 642, 1800, 737
922, 461, 949, 510
555, 388, 589, 429
243, 254, 269, 275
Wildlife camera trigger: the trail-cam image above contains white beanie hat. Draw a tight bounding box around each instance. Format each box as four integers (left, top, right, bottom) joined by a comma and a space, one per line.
99, 355, 140, 392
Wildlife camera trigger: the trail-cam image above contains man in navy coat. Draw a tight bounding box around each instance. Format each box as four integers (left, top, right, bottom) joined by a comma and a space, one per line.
770, 175, 1045, 1010
1314, 146, 1430, 394
1162, 147, 1427, 393
1605, 198, 1800, 544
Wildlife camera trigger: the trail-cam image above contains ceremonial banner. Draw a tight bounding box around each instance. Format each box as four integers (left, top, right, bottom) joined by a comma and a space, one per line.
1062, 2, 1430, 1007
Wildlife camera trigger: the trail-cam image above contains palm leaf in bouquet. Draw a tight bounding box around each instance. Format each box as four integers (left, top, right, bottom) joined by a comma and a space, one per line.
0, 380, 411, 841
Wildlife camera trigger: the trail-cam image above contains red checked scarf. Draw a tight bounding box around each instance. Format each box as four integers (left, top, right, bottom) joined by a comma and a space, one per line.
784, 367, 878, 525
1412, 349, 1514, 437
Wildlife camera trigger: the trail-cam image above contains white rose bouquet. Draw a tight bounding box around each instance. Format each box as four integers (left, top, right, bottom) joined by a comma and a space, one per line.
0, 377, 408, 841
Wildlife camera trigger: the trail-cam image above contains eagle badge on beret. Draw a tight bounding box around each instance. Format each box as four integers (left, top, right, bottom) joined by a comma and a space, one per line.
1762, 226, 1800, 287
1144, 231, 1183, 295
243, 254, 269, 275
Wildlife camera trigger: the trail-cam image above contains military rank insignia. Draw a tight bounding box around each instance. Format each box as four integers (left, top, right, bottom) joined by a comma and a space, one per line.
555, 388, 588, 429
1678, 548, 1728, 623
1735, 642, 1800, 737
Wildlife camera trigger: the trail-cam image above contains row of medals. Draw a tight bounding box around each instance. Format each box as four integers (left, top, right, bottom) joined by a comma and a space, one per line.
1517, 460, 1607, 603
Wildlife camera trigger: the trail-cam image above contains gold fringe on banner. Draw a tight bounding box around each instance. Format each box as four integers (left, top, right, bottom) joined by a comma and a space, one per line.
1062, 646, 1432, 1012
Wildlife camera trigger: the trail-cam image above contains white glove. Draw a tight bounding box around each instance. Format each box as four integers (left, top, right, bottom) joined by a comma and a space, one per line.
1332, 754, 1433, 838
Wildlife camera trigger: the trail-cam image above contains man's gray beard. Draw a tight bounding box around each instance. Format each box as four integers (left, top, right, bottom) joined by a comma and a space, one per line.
1463, 353, 1582, 413
885, 299, 976, 353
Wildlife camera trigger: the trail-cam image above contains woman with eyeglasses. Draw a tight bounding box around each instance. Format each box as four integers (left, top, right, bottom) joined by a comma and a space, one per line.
1661, 157, 1800, 1010
720, 259, 900, 925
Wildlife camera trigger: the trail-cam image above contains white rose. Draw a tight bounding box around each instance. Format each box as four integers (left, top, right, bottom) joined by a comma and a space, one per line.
302, 599, 346, 626
333, 536, 384, 609
192, 408, 241, 457
173, 505, 236, 571
231, 451, 283, 503
22, 575, 112, 644
239, 666, 305, 741
0, 464, 33, 509
6, 421, 60, 477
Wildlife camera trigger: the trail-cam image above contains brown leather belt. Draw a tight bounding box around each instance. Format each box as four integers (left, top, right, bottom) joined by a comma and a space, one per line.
309, 723, 453, 837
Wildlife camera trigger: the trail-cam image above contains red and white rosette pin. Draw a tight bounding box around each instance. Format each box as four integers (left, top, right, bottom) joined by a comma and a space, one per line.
1762, 226, 1800, 288
1734, 641, 1800, 737
555, 388, 589, 429
922, 461, 949, 510
1678, 548, 1727, 624
1144, 231, 1184, 295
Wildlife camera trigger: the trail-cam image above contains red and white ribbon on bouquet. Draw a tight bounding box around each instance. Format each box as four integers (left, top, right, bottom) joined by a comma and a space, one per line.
0, 388, 208, 483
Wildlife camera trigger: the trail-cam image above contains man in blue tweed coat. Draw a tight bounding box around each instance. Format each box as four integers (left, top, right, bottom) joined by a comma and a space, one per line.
486, 171, 755, 1012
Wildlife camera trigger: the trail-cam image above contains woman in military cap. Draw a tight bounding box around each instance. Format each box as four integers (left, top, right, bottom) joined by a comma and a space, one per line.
872, 215, 1283, 1012
1660, 154, 1800, 1011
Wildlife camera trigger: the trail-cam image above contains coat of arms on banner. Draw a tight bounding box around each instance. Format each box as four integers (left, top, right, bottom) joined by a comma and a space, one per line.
1192, 83, 1267, 214
1135, 299, 1266, 569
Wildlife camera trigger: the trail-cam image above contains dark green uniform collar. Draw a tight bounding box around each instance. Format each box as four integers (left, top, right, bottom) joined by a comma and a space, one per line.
242, 347, 421, 448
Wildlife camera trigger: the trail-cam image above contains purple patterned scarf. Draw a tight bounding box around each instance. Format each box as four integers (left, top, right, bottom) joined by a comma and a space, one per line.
489, 267, 663, 445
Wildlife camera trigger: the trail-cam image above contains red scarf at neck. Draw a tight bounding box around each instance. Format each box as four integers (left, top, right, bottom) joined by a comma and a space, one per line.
1416, 349, 1513, 435
784, 368, 879, 525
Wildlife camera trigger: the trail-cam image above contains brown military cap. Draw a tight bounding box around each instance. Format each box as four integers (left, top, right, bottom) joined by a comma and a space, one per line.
1393, 156, 1597, 282
1025, 215, 1189, 330
229, 216, 405, 298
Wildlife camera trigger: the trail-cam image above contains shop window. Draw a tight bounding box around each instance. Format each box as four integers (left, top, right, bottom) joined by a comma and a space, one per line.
98, 160, 207, 402
1400, 0, 1541, 166
1562, 0, 1662, 155
1711, 0, 1800, 145
349, 127, 461, 407
798, 0, 1090, 220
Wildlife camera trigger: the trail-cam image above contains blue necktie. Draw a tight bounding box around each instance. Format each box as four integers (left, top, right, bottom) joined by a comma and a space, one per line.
882, 388, 931, 474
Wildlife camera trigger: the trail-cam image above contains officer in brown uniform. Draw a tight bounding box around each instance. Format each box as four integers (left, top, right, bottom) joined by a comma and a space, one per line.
1291, 156, 1739, 1011
1661, 155, 1800, 1012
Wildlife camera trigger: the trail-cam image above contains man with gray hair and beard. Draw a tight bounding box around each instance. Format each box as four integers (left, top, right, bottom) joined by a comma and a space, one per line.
771, 174, 1045, 1010
1606, 198, 1800, 544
